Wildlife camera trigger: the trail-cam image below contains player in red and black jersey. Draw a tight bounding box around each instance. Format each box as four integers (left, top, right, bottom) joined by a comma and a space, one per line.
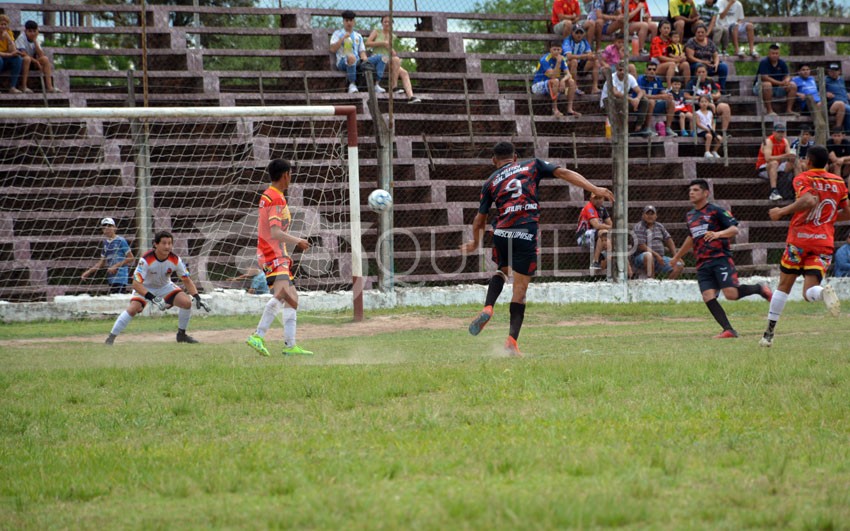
460, 141, 614, 356
670, 179, 772, 338
760, 145, 850, 347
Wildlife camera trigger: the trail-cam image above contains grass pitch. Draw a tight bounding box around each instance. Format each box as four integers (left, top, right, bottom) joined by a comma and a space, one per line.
1, 301, 849, 529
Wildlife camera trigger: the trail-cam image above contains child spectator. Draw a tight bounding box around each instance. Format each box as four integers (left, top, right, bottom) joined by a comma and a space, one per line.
715, 0, 757, 58
562, 25, 600, 94
15, 20, 61, 93
668, 77, 693, 135
651, 20, 691, 87
600, 32, 636, 77
790, 126, 814, 174
366, 15, 421, 103
695, 95, 722, 158
0, 14, 23, 94
532, 42, 581, 117
685, 64, 731, 137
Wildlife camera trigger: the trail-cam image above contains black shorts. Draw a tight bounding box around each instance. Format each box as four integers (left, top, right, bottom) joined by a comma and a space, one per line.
491, 228, 538, 276
697, 257, 740, 292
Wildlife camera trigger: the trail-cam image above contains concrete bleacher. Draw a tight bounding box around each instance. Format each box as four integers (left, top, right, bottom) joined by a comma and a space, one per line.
1, 3, 849, 300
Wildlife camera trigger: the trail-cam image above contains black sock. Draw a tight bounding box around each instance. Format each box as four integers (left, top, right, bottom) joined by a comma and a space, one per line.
705, 298, 733, 331
737, 284, 761, 299
485, 274, 506, 307
509, 302, 526, 340
766, 320, 777, 334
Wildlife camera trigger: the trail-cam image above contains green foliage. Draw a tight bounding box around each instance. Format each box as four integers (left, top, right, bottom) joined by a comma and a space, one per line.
465, 0, 550, 74
46, 37, 133, 71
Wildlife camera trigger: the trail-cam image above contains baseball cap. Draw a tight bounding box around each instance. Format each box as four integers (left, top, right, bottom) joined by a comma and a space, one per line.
643, 205, 656, 213
773, 122, 786, 132
573, 24, 585, 33
100, 217, 116, 226
828, 62, 841, 71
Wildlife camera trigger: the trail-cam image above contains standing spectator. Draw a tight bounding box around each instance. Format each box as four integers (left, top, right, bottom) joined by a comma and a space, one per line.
638, 59, 677, 136
15, 20, 61, 94
695, 95, 723, 158
600, 32, 636, 77
651, 20, 691, 87
698, 0, 721, 48
81, 217, 135, 294
366, 15, 421, 103
631, 205, 684, 279
563, 25, 600, 94
532, 42, 581, 117
551, 0, 582, 38
833, 231, 850, 278
601, 61, 652, 135
715, 0, 757, 58
0, 14, 23, 94
791, 126, 815, 175
755, 44, 798, 116
685, 64, 731, 136
577, 192, 614, 270
626, 0, 657, 55
669, 0, 700, 41
825, 63, 850, 133
329, 10, 386, 94
792, 64, 821, 113
827, 129, 850, 179
668, 77, 694, 135
756, 122, 795, 201
595, 0, 625, 44
685, 24, 727, 92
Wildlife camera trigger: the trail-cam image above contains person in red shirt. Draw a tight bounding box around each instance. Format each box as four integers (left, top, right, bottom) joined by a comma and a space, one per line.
551, 0, 582, 37
627, 0, 656, 54
760, 145, 850, 347
650, 19, 691, 87
576, 193, 613, 270
756, 122, 796, 201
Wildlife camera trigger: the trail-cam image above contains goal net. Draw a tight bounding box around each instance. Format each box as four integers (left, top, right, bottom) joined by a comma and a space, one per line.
0, 105, 363, 320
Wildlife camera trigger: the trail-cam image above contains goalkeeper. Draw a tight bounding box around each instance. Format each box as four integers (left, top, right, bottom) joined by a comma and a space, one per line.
105, 231, 210, 345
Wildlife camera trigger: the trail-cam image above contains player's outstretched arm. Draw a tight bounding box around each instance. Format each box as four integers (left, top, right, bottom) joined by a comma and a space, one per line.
553, 167, 614, 202
460, 212, 488, 254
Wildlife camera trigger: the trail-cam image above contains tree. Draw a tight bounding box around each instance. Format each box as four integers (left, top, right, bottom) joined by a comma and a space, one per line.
465, 0, 550, 74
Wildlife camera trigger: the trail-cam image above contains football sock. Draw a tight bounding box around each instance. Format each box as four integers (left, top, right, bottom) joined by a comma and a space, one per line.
283, 307, 297, 347
767, 290, 789, 332
705, 298, 733, 331
110, 311, 133, 336
177, 307, 191, 330
805, 285, 824, 302
509, 302, 526, 340
737, 284, 762, 299
256, 298, 284, 338
484, 273, 506, 307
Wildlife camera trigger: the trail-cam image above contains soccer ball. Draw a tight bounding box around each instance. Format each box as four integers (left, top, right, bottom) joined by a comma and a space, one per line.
368, 189, 393, 212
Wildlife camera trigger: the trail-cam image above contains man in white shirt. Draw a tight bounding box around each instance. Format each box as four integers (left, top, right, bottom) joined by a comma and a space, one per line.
601, 61, 652, 136
714, 0, 756, 58
14, 20, 60, 93
329, 10, 386, 94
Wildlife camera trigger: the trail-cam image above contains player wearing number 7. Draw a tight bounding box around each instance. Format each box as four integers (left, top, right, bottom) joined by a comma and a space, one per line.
760, 145, 850, 347
105, 231, 209, 345
460, 141, 614, 356
669, 179, 773, 339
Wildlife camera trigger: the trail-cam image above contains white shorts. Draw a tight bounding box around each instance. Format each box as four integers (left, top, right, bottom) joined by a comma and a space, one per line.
130, 282, 183, 307
532, 80, 551, 96
577, 229, 598, 248
757, 161, 788, 178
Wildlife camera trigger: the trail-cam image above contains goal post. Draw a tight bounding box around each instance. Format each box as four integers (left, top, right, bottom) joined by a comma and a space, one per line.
0, 105, 363, 321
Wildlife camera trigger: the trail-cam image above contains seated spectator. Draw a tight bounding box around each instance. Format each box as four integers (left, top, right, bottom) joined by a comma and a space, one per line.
685, 24, 727, 91
577, 192, 613, 270
229, 268, 270, 295
669, 0, 700, 42
754, 44, 798, 116
15, 20, 60, 93
631, 205, 684, 279
715, 0, 757, 58
330, 10, 386, 94
833, 231, 850, 278
0, 14, 23, 94
827, 129, 850, 179
651, 20, 691, 87
594, 0, 625, 44
792, 64, 821, 113
698, 0, 721, 48
668, 76, 694, 135
790, 126, 814, 174
685, 64, 731, 136
825, 62, 850, 133
626, 0, 657, 54
756, 122, 795, 201
695, 95, 723, 158
366, 16, 421, 103
638, 59, 677, 136
599, 32, 636, 77
551, 0, 582, 38
532, 42, 580, 117
601, 61, 652, 135
581, 0, 601, 51
563, 25, 600, 94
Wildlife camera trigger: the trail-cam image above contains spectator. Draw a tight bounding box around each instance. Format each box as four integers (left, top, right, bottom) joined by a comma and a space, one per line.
80, 217, 135, 294
668, 76, 694, 135
756, 122, 795, 201
532, 42, 581, 117
563, 25, 600, 94
792, 64, 821, 113
15, 20, 60, 94
695, 95, 723, 158
0, 14, 23, 94
685, 64, 731, 137
229, 268, 270, 295
651, 20, 691, 87
577, 192, 613, 270
754, 44, 798, 116
790, 126, 815, 175
600, 32, 636, 77
551, 0, 582, 38
685, 24, 727, 92
581, 0, 602, 51
601, 60, 652, 135
594, 0, 625, 44
330, 10, 386, 94
638, 59, 677, 136
626, 0, 657, 54
833, 231, 850, 278
715, 0, 757, 58
366, 16, 421, 103
698, 0, 721, 47
631, 205, 685, 279
669, 0, 700, 41
825, 62, 850, 133
827, 129, 850, 179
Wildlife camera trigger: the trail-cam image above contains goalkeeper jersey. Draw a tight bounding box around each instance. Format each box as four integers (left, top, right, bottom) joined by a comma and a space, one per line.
257, 185, 291, 264
133, 250, 189, 289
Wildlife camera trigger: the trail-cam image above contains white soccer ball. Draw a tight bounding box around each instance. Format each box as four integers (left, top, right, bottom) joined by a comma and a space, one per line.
368, 189, 393, 212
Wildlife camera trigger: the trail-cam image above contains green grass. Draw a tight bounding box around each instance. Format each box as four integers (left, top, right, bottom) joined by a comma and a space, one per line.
1, 302, 849, 528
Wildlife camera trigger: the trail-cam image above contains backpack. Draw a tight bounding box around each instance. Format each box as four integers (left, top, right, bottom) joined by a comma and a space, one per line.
355, 60, 378, 92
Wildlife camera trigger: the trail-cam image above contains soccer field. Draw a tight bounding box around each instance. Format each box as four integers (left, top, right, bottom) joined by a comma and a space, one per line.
1, 301, 849, 528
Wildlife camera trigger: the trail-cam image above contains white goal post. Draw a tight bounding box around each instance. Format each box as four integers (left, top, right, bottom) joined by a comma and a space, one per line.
0, 105, 364, 321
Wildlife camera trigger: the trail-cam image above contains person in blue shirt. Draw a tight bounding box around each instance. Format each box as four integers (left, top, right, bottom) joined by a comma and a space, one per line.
754, 44, 798, 116
638, 59, 677, 136
825, 62, 850, 133
562, 25, 600, 94
791, 63, 820, 112
833, 231, 850, 278
81, 217, 134, 294
531, 42, 581, 117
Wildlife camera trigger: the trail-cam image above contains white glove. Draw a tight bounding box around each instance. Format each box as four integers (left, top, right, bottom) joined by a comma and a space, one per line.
145, 293, 167, 310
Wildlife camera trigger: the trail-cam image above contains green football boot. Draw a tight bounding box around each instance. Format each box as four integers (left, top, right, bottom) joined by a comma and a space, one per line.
282, 344, 313, 356
246, 333, 270, 357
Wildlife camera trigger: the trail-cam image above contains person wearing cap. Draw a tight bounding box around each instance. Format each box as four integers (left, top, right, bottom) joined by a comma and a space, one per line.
551, 0, 582, 38
827, 129, 850, 179
754, 44, 798, 116
791, 126, 815, 175
562, 24, 600, 93
756, 122, 795, 201
601, 60, 652, 136
631, 205, 684, 279
825, 63, 850, 133
81, 217, 134, 294
531, 41, 581, 117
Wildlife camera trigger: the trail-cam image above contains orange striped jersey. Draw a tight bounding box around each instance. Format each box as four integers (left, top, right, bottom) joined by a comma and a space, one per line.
786, 169, 849, 252
133, 250, 189, 289
257, 185, 291, 264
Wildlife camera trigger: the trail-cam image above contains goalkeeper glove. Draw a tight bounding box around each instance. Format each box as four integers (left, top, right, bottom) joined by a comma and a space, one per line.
194, 294, 211, 312
144, 292, 167, 311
